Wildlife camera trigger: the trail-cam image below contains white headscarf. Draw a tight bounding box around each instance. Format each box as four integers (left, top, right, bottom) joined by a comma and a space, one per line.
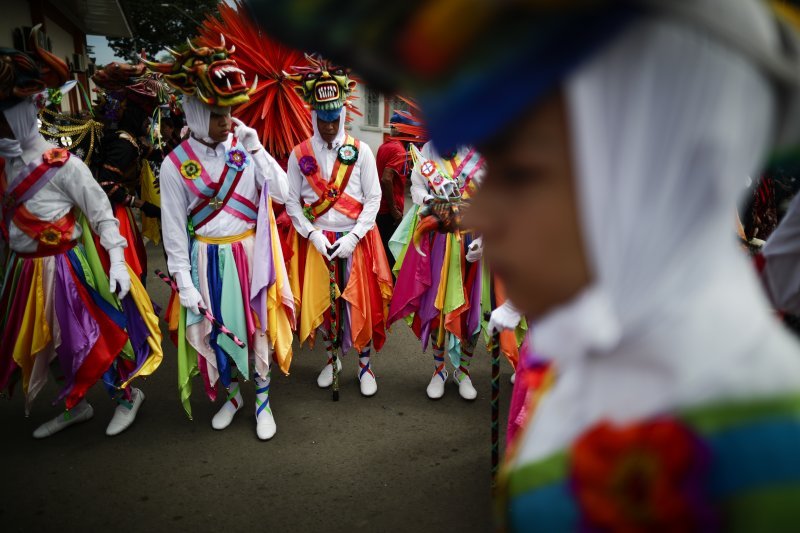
183, 95, 230, 144
519, 3, 800, 464
0, 100, 39, 158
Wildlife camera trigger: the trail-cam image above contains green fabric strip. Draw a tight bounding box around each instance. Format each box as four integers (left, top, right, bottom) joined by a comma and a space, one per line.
722, 485, 800, 533
508, 450, 569, 498
177, 305, 199, 419
389, 205, 418, 272
443, 233, 466, 314
78, 216, 133, 358
680, 394, 800, 435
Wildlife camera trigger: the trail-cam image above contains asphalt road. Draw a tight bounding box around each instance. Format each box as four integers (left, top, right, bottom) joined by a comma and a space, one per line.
1, 242, 513, 532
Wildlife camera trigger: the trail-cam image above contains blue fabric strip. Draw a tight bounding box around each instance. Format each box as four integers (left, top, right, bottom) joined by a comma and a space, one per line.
206, 244, 231, 388
226, 197, 258, 221
708, 417, 800, 498
66, 249, 127, 330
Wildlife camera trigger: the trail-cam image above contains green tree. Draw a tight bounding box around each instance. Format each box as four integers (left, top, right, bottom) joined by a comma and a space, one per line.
108, 0, 220, 61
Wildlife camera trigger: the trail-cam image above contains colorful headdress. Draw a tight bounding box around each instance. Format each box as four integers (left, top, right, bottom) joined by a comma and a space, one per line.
143, 36, 256, 108
285, 54, 356, 121
389, 96, 428, 144
0, 25, 70, 111
197, 0, 312, 161
246, 0, 800, 152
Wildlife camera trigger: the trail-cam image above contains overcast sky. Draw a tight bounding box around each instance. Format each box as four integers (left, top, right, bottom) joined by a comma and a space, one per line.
86, 35, 124, 66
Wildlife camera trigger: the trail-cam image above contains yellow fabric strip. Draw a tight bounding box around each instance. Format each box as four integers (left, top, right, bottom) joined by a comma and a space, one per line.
299, 243, 337, 345
310, 135, 356, 216
14, 258, 50, 395
119, 263, 164, 389
266, 198, 295, 375
194, 228, 255, 245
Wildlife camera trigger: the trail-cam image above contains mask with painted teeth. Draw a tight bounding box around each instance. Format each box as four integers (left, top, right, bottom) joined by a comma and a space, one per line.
143, 34, 257, 108
285, 54, 356, 112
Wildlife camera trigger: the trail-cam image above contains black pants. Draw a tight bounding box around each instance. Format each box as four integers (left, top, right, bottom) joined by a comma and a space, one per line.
376, 213, 400, 265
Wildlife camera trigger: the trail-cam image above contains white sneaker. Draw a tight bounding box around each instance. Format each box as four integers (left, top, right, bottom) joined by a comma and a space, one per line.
426, 369, 448, 400
211, 387, 243, 430
33, 400, 94, 439
256, 409, 277, 441
316, 357, 343, 388
106, 388, 145, 437
359, 371, 378, 397
454, 369, 477, 401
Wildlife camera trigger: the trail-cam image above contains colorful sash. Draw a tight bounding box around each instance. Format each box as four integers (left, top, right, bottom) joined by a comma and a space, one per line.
450, 148, 484, 198
167, 138, 257, 231
0, 149, 71, 239
294, 136, 363, 221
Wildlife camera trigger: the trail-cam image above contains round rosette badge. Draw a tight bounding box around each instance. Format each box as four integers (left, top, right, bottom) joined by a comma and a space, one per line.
226, 148, 250, 172
180, 159, 203, 180
337, 144, 358, 165
299, 155, 318, 176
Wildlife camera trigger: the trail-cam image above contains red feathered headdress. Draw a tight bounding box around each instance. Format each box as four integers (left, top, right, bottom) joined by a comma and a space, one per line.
197, 1, 312, 163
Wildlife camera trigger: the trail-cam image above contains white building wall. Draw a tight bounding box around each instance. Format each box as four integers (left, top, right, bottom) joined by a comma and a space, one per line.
347, 83, 389, 153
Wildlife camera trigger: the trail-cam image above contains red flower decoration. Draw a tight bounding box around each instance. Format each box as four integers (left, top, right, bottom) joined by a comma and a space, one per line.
43, 147, 70, 167
571, 418, 716, 532
325, 186, 339, 201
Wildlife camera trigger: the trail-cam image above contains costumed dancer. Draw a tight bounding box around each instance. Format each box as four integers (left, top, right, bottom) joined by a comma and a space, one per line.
251, 0, 800, 528
387, 113, 526, 400
146, 37, 294, 440
283, 55, 393, 397
0, 30, 162, 438
91, 63, 168, 281
197, 0, 315, 273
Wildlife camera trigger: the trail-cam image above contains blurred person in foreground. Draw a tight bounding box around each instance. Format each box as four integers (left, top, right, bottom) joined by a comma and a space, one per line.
252, 0, 800, 529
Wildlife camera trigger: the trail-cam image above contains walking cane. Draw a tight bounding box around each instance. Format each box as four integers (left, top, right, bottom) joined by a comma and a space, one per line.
487, 312, 501, 489
328, 243, 343, 401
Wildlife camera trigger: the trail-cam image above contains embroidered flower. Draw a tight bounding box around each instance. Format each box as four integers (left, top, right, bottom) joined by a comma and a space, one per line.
324, 185, 340, 201
303, 205, 316, 222
299, 155, 318, 176
337, 143, 358, 165
39, 227, 62, 246
42, 147, 70, 167
225, 148, 250, 172
180, 159, 203, 180
571, 418, 715, 532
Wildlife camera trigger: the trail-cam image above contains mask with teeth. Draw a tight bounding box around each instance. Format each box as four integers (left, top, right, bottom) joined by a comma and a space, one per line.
143, 35, 256, 107
285, 54, 356, 112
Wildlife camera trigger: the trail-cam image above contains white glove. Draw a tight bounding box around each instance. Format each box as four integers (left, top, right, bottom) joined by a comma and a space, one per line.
175, 271, 205, 316
231, 117, 263, 153
330, 232, 360, 260
466, 236, 483, 263
422, 194, 435, 205
107, 247, 131, 300
488, 300, 523, 335
308, 230, 331, 260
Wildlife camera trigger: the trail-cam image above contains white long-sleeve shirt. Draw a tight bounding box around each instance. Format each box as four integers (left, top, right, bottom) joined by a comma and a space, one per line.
285, 134, 381, 239
4, 135, 126, 254
410, 142, 486, 207
160, 134, 288, 277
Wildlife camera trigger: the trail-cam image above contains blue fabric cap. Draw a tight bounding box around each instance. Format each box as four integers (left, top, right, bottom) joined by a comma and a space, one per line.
316, 107, 343, 122
419, 7, 640, 152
